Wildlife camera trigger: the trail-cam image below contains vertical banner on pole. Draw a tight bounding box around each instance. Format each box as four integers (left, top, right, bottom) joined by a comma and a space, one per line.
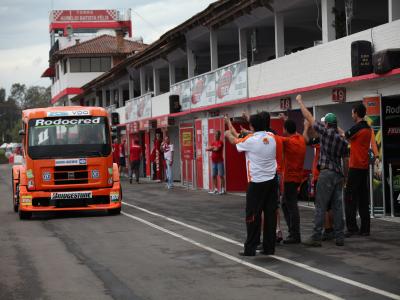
363, 95, 384, 215
144, 131, 151, 177
195, 119, 203, 189
180, 124, 194, 187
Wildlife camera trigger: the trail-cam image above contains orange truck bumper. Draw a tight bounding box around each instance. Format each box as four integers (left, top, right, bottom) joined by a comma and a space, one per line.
19, 183, 121, 212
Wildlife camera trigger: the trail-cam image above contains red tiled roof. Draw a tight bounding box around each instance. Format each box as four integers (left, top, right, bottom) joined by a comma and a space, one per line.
55, 34, 146, 57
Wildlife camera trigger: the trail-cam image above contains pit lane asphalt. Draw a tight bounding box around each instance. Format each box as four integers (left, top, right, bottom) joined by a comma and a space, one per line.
0, 164, 399, 300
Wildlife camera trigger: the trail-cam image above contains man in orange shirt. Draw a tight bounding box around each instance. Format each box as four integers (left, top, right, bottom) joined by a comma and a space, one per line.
344, 103, 372, 236
281, 120, 307, 244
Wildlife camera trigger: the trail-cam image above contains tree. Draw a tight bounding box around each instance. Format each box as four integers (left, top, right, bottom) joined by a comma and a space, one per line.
8, 83, 27, 109
25, 86, 51, 109
0, 88, 5, 103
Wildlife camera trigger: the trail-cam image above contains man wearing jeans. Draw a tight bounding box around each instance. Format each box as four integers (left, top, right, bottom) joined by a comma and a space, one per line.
161, 136, 174, 189
296, 94, 348, 247
206, 130, 226, 195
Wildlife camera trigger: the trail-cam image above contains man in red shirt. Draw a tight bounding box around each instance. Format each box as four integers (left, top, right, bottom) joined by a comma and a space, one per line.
206, 130, 225, 195
281, 119, 306, 244
112, 139, 120, 166
129, 138, 142, 184
344, 103, 372, 236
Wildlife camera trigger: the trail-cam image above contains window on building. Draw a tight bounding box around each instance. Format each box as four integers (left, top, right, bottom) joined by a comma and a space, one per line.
63, 59, 67, 74
81, 58, 90, 72
69, 57, 111, 73
70, 58, 80, 72
91, 58, 101, 72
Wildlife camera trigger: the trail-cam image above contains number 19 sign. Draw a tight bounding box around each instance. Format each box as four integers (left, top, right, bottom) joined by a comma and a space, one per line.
332, 87, 346, 103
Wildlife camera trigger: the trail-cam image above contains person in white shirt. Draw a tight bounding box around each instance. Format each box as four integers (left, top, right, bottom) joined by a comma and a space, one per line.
161, 136, 174, 189
225, 113, 278, 256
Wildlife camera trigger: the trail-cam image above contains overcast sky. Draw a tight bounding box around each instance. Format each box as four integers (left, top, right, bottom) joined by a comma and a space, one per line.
0, 0, 215, 96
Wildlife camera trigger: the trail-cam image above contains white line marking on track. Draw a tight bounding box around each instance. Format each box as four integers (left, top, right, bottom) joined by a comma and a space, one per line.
121, 211, 343, 300
122, 202, 400, 300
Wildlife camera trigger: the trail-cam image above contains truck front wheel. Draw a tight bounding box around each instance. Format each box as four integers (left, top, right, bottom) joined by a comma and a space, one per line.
13, 183, 20, 213
19, 210, 32, 220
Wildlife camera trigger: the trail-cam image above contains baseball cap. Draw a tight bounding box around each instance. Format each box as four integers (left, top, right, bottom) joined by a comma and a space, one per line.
322, 113, 337, 124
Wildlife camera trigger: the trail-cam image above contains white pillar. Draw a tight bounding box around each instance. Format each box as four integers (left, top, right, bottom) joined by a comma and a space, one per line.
95, 94, 99, 106
321, 0, 335, 43
239, 28, 247, 60
169, 62, 176, 86
153, 67, 160, 96
187, 45, 195, 78
274, 12, 285, 58
129, 77, 134, 99
140, 68, 146, 95
102, 89, 107, 107
210, 28, 218, 70
389, 0, 400, 22
109, 89, 115, 106
118, 86, 124, 107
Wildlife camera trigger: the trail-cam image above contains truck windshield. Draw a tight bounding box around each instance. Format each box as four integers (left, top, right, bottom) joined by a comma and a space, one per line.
27, 116, 111, 159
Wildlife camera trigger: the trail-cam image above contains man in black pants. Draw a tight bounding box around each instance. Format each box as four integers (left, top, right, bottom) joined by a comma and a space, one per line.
225, 113, 278, 256
343, 103, 373, 236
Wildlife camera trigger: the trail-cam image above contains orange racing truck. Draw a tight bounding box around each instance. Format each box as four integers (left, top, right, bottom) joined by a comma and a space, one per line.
12, 106, 121, 219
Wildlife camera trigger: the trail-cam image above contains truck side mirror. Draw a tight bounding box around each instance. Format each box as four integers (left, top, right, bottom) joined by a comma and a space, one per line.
19, 130, 25, 136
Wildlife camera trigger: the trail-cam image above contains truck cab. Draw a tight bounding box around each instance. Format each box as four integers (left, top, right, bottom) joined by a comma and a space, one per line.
12, 106, 121, 219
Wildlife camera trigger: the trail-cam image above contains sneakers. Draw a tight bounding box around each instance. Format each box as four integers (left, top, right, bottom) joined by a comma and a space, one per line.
218, 189, 226, 195
302, 238, 322, 247
238, 251, 256, 257
208, 189, 218, 194
283, 237, 301, 244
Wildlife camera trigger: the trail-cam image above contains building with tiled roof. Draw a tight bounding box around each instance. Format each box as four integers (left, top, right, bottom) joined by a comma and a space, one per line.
41, 9, 147, 106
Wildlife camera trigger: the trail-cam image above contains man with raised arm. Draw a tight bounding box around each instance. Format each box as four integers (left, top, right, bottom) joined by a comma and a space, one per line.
225, 114, 278, 256
296, 94, 348, 247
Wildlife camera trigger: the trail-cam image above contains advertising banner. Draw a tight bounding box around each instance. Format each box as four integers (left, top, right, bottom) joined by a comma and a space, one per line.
190, 73, 216, 109
215, 60, 247, 104
363, 95, 384, 214
125, 99, 137, 123
381, 95, 400, 216
171, 81, 191, 111
136, 94, 152, 120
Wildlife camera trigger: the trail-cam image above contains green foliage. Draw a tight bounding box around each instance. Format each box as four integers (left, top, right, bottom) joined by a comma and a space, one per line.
0, 82, 50, 144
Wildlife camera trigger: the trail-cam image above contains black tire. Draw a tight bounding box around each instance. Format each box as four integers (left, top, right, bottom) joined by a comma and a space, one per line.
19, 210, 32, 220
13, 183, 20, 213
108, 207, 121, 215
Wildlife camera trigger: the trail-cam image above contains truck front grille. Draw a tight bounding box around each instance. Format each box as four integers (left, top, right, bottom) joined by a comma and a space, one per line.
54, 165, 88, 185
